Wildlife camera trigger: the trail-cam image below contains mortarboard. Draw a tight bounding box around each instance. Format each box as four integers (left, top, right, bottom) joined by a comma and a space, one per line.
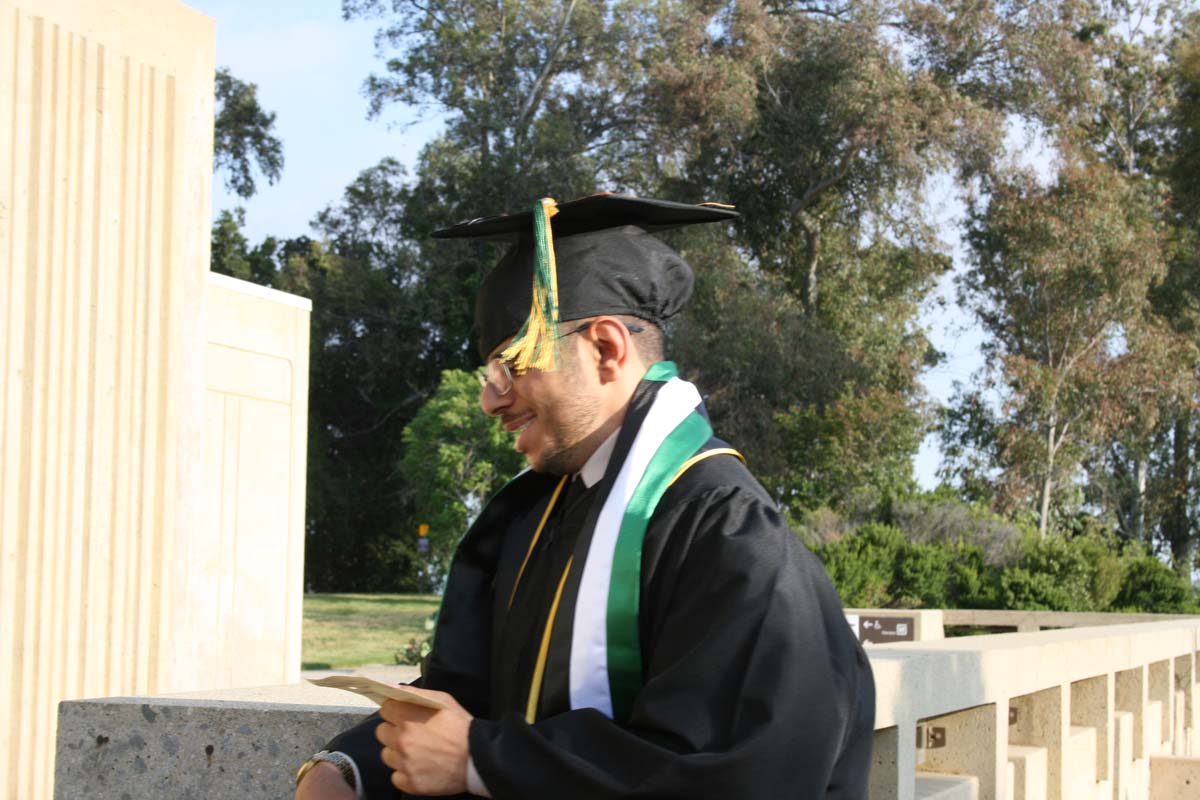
434, 194, 738, 364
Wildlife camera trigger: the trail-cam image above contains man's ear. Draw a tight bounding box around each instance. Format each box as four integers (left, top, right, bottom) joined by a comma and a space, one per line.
588, 318, 631, 384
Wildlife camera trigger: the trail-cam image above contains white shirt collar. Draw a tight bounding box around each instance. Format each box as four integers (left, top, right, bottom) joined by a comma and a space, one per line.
578, 429, 619, 489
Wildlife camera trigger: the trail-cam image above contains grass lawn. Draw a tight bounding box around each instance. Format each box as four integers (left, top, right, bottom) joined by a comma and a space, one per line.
302, 593, 442, 670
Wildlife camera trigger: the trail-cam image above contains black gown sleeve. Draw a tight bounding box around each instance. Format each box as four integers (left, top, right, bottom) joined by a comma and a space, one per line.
324, 712, 400, 799
467, 477, 875, 800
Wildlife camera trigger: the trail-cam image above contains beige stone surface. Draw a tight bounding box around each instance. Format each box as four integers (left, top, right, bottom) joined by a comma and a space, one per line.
3, 2, 312, 797
870, 618, 1200, 800
1148, 755, 1200, 799
1070, 674, 1112, 782
1114, 709, 1135, 800
1006, 745, 1047, 800
915, 772, 979, 800
1, 1, 216, 796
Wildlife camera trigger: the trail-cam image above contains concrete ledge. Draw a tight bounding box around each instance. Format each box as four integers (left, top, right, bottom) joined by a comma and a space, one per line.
1149, 755, 1200, 799
54, 685, 376, 800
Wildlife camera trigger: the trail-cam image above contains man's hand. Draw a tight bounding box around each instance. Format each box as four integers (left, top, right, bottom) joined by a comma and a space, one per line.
376, 686, 474, 796
294, 761, 357, 800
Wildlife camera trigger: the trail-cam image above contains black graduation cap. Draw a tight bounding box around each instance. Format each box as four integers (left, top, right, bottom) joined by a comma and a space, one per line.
434, 194, 738, 363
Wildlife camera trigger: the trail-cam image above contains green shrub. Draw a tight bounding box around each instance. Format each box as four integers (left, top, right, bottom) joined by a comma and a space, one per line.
1112, 556, 1198, 614
813, 515, 1195, 615
893, 541, 954, 608
816, 524, 996, 609
998, 532, 1126, 611
947, 543, 1001, 609
816, 523, 905, 608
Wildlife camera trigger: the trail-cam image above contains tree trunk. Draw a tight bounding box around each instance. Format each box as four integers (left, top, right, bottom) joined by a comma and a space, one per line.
1134, 457, 1148, 544
1168, 415, 1193, 576
1039, 419, 1057, 539
799, 216, 820, 314
1038, 472, 1053, 539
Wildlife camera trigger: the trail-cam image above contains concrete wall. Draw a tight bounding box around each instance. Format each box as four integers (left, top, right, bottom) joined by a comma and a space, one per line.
53, 618, 1200, 800
870, 620, 1200, 800
1, 1, 311, 797
193, 272, 310, 691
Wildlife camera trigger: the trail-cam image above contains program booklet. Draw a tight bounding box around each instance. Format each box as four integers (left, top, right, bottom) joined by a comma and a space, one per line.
308, 675, 449, 709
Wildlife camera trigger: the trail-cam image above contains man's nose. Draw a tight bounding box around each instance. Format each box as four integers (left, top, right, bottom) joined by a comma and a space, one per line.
479, 380, 511, 417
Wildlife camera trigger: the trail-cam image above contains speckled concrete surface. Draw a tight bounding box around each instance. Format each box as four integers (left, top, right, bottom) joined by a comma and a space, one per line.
54, 685, 377, 800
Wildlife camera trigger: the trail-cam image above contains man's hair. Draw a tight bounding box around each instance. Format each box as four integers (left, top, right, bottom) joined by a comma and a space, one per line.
557, 315, 666, 365
615, 315, 665, 363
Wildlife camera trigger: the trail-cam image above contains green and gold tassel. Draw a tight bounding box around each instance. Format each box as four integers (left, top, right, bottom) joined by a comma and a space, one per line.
500, 197, 561, 373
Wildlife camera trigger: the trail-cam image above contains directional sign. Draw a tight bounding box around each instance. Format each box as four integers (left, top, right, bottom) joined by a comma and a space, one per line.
855, 615, 915, 644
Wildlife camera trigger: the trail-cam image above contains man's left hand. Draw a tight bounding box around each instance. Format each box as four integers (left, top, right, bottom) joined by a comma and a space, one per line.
375, 687, 474, 796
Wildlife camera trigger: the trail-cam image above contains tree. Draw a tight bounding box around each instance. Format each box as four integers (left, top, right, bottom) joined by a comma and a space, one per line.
651, 2, 1000, 515
214, 67, 284, 199
400, 369, 526, 591
956, 163, 1165, 536
209, 207, 279, 283
1152, 12, 1200, 572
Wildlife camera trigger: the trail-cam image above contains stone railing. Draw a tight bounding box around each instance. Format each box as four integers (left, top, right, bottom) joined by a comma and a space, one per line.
869, 617, 1200, 800
55, 617, 1200, 799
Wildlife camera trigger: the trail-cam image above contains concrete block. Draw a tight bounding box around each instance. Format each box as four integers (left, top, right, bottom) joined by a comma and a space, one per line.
1146, 700, 1165, 757
1006, 745, 1046, 800
871, 726, 900, 800
1149, 755, 1200, 799
1116, 667, 1146, 761
915, 772, 978, 800
1172, 654, 1192, 757
1070, 674, 1112, 781
1129, 757, 1151, 798
921, 704, 1003, 800
1009, 686, 1066, 800
54, 686, 375, 800
1113, 710, 1134, 800
1067, 725, 1098, 789
1149, 660, 1172, 749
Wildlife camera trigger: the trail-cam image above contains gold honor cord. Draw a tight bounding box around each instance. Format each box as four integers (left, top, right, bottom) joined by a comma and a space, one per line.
525, 555, 573, 723
507, 475, 570, 611
520, 447, 745, 723
668, 448, 745, 488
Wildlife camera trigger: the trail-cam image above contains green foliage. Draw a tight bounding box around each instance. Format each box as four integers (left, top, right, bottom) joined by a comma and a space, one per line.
815, 523, 997, 610
817, 523, 904, 608
1112, 555, 1199, 613
394, 611, 439, 666
813, 516, 1197, 615
998, 533, 1122, 611
213, 67, 283, 199
955, 162, 1167, 535
210, 207, 279, 282
400, 369, 526, 591
776, 385, 923, 513
208, 0, 1200, 595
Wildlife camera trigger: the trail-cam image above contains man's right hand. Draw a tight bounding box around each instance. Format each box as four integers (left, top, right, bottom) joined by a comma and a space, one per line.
294, 761, 357, 800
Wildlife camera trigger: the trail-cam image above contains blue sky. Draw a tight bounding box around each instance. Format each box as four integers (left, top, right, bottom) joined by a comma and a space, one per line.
190, 0, 984, 489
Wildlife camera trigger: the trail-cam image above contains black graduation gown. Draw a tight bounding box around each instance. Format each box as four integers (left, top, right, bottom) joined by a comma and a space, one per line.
324, 444, 875, 800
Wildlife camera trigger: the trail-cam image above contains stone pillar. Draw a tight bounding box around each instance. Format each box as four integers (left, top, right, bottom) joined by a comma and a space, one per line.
2, 2, 310, 797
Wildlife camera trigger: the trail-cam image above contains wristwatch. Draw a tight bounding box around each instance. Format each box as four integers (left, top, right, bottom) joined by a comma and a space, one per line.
296, 749, 360, 795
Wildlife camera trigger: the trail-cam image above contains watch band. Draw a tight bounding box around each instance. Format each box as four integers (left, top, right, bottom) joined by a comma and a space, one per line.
296, 749, 361, 796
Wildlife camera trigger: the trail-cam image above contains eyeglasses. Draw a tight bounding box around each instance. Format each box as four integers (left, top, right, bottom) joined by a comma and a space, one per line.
481, 321, 645, 396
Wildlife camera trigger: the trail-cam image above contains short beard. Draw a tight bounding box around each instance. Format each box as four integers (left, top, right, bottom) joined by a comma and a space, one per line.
532, 350, 601, 475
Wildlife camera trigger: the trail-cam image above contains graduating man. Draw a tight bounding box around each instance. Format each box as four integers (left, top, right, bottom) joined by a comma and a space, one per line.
295, 195, 875, 800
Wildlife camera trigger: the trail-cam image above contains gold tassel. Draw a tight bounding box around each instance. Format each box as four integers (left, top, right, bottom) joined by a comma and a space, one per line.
501, 198, 561, 373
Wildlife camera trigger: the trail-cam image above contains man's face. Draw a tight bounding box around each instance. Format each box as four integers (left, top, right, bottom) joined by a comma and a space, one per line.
479, 337, 602, 475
